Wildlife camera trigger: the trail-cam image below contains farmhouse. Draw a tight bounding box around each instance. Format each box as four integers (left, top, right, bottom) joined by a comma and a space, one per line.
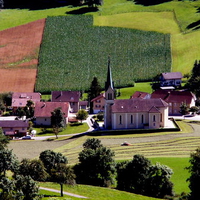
104, 59, 169, 130
160, 72, 182, 87
151, 89, 196, 116
34, 102, 70, 126
91, 93, 105, 114
0, 120, 29, 138
51, 91, 80, 113
12, 92, 41, 113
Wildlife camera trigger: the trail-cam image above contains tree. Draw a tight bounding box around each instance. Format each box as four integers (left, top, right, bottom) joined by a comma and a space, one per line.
39, 150, 67, 178
88, 77, 102, 113
15, 175, 41, 200
189, 106, 199, 115
179, 102, 190, 116
186, 147, 200, 200
51, 164, 76, 197
51, 107, 65, 139
83, 138, 103, 150
18, 158, 48, 181
0, 149, 19, 176
74, 139, 116, 187
24, 100, 34, 118
0, 128, 10, 150
116, 154, 174, 198
76, 109, 88, 123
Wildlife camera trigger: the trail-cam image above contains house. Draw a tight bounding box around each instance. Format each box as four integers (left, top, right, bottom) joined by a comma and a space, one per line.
79, 101, 88, 110
151, 89, 196, 115
34, 102, 70, 126
0, 120, 29, 138
51, 91, 80, 113
12, 92, 41, 113
91, 93, 105, 114
104, 58, 169, 130
131, 91, 151, 99
160, 72, 183, 87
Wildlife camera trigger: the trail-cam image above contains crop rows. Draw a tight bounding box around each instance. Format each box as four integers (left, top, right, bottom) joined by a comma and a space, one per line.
36, 15, 171, 93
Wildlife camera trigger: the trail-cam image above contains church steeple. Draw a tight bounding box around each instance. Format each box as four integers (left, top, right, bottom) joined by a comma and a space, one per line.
105, 56, 114, 91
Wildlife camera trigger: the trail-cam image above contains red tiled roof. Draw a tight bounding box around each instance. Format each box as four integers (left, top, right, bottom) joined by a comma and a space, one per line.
34, 102, 70, 117
151, 90, 196, 104
91, 93, 105, 102
79, 101, 88, 106
131, 91, 150, 99
0, 120, 29, 128
161, 72, 183, 80
111, 98, 168, 113
51, 91, 80, 102
12, 92, 41, 107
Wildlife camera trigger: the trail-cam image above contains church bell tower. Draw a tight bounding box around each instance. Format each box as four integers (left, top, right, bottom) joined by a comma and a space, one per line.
104, 57, 114, 129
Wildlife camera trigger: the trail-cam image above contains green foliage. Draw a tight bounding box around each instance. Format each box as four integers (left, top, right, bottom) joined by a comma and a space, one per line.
36, 15, 171, 93
74, 139, 116, 187
18, 158, 48, 181
39, 150, 68, 177
186, 147, 200, 200
180, 102, 190, 115
76, 109, 89, 123
0, 149, 19, 176
116, 155, 174, 198
83, 138, 103, 150
0, 130, 10, 150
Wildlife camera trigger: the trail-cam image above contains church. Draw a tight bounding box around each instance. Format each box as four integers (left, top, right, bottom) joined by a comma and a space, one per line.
104, 59, 169, 130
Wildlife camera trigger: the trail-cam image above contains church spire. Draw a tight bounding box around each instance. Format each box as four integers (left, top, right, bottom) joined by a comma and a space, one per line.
105, 56, 114, 91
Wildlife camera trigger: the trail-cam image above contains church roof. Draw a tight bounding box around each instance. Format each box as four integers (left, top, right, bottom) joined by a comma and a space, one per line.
111, 98, 168, 113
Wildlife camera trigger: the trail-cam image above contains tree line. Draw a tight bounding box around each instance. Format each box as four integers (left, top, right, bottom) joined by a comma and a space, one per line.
1, 137, 200, 199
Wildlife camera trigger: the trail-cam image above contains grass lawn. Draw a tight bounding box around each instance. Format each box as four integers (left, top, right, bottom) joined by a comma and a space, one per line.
34, 122, 89, 137
39, 182, 163, 200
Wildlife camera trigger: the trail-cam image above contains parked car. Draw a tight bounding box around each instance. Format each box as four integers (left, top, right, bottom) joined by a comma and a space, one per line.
21, 135, 32, 140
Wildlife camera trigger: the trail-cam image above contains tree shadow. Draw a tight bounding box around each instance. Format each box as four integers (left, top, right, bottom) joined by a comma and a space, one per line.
187, 20, 200, 31
134, 0, 172, 6
66, 6, 98, 14
3, 0, 78, 10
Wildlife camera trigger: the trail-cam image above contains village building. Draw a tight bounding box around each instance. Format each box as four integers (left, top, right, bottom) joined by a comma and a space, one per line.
151, 89, 196, 115
51, 91, 80, 113
12, 92, 41, 113
91, 93, 105, 114
160, 72, 182, 88
104, 58, 169, 130
0, 120, 29, 138
34, 102, 70, 126
131, 91, 151, 99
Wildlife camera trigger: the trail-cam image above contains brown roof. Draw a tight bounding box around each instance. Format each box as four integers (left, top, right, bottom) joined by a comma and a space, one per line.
12, 92, 41, 107
111, 98, 168, 113
91, 93, 105, 102
161, 72, 183, 80
51, 91, 80, 102
151, 90, 196, 104
131, 91, 150, 99
34, 102, 70, 118
79, 101, 88, 106
0, 120, 29, 128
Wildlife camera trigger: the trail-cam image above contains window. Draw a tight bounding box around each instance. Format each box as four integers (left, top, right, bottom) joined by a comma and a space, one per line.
141, 115, 144, 123
130, 115, 133, 124
160, 114, 162, 122
108, 93, 112, 100
119, 115, 122, 124
153, 115, 156, 122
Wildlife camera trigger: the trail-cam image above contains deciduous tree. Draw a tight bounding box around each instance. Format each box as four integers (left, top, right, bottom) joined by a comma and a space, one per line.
76, 109, 88, 123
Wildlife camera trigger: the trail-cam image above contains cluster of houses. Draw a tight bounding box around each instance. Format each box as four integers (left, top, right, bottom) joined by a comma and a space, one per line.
0, 64, 197, 137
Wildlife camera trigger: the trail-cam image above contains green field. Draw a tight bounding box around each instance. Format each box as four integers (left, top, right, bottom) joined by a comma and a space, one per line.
36, 15, 171, 92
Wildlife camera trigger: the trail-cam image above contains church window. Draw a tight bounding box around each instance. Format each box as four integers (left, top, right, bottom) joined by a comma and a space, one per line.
108, 93, 112, 100
160, 114, 162, 122
119, 115, 122, 124
141, 115, 144, 123
153, 115, 156, 122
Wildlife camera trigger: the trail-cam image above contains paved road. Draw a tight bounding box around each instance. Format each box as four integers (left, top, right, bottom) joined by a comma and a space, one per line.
40, 187, 87, 198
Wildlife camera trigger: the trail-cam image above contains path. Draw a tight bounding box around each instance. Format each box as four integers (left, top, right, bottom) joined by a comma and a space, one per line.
40, 187, 87, 198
